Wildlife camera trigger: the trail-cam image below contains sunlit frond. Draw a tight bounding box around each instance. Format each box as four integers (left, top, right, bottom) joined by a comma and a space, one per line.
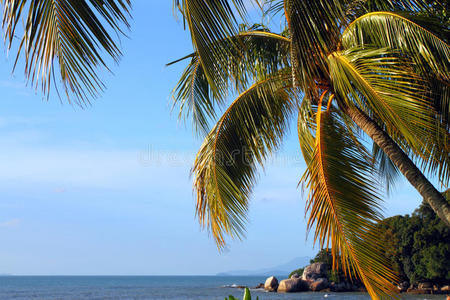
284, 0, 345, 91
1, 0, 131, 104
342, 11, 450, 83
343, 0, 430, 25
328, 48, 449, 185
302, 108, 399, 299
193, 71, 294, 248
171, 31, 291, 135
173, 0, 246, 100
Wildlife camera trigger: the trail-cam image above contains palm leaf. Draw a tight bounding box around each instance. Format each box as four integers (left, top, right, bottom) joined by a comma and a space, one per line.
297, 96, 316, 167
173, 0, 246, 100
192, 71, 294, 248
171, 30, 291, 136
372, 143, 401, 194
171, 55, 215, 136
301, 107, 399, 299
1, 0, 131, 104
284, 0, 346, 92
347, 0, 427, 15
341, 11, 450, 83
328, 48, 449, 185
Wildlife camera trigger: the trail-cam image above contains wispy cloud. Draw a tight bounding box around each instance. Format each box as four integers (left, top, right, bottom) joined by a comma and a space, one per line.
0, 218, 21, 228
53, 187, 67, 194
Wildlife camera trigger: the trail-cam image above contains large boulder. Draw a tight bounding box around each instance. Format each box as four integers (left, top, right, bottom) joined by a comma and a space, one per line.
264, 276, 278, 292
277, 278, 309, 293
309, 278, 329, 291
302, 262, 328, 281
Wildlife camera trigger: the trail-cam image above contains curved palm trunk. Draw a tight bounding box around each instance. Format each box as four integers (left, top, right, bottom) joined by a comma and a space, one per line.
344, 105, 450, 227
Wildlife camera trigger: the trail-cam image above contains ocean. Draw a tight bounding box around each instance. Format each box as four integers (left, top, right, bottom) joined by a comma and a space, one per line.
0, 276, 444, 300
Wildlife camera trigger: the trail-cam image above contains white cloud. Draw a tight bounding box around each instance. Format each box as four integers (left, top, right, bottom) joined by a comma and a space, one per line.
0, 218, 21, 228
53, 187, 67, 194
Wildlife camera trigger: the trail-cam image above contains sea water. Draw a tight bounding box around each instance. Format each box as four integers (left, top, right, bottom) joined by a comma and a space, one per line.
0, 276, 444, 300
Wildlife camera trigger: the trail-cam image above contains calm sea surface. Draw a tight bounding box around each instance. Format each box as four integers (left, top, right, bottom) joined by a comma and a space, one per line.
0, 276, 444, 300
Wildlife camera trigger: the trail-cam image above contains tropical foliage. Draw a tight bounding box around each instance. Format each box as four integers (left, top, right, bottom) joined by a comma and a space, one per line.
288, 267, 304, 279
171, 0, 449, 299
378, 190, 450, 285
0, 0, 131, 104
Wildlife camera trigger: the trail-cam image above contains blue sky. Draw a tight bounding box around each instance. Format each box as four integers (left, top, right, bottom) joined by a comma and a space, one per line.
0, 1, 428, 275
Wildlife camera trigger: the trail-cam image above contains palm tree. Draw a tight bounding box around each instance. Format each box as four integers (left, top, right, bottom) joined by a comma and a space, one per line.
0, 0, 131, 104
171, 0, 449, 298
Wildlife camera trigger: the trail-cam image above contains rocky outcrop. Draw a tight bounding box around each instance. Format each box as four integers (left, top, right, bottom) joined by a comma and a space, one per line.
277, 278, 309, 293
309, 278, 329, 291
290, 273, 300, 279
254, 283, 264, 289
418, 282, 433, 290
264, 276, 278, 292
330, 281, 354, 292
302, 262, 327, 280
397, 281, 409, 292
406, 288, 431, 294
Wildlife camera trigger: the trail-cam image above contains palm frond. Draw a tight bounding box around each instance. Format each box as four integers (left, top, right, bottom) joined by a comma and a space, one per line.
301, 108, 399, 299
284, 0, 346, 92
350, 0, 426, 14
430, 78, 449, 130
265, 0, 284, 17
1, 0, 131, 104
372, 143, 401, 194
328, 48, 449, 185
192, 71, 294, 248
172, 55, 214, 136
171, 31, 291, 136
341, 11, 450, 83
173, 0, 246, 100
297, 96, 316, 167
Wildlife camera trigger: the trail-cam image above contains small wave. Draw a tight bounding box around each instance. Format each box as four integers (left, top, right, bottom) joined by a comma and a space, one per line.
221, 284, 247, 289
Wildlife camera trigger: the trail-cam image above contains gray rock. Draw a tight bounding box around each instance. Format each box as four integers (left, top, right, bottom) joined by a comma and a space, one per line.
397, 281, 409, 292
309, 278, 329, 291
290, 273, 300, 279
418, 282, 433, 290
278, 278, 309, 293
302, 262, 327, 281
330, 282, 348, 292
264, 276, 278, 292
254, 283, 264, 289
